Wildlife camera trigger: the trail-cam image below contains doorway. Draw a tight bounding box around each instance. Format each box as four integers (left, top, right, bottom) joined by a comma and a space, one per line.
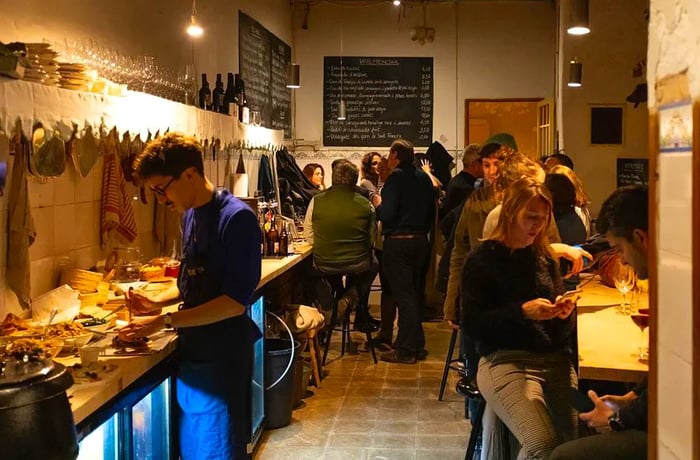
465, 98, 554, 158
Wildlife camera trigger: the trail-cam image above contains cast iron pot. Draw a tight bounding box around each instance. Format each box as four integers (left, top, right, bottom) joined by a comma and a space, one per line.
0, 358, 78, 460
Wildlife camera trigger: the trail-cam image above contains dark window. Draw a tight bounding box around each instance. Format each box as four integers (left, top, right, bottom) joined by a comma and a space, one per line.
591, 107, 623, 144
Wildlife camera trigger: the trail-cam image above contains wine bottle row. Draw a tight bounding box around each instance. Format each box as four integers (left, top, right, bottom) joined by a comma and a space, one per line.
198, 72, 250, 123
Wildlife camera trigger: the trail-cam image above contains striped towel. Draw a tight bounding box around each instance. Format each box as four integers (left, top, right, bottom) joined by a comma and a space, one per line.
101, 146, 137, 245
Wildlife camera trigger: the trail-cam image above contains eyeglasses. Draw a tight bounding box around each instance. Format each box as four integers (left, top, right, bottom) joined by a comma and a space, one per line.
151, 175, 177, 197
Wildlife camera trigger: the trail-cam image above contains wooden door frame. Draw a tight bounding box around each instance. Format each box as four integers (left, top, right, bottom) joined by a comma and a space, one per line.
464, 98, 544, 146
647, 110, 659, 460
693, 101, 700, 460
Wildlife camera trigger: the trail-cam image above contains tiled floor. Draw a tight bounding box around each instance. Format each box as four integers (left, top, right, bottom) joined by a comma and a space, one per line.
255, 319, 471, 459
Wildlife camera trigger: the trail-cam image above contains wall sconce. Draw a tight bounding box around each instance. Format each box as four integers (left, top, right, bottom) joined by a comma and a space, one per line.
286, 63, 300, 88
568, 58, 582, 87
186, 0, 204, 37
568, 0, 590, 35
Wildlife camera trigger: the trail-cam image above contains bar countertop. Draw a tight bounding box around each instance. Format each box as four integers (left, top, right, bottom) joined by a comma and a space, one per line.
62, 243, 312, 425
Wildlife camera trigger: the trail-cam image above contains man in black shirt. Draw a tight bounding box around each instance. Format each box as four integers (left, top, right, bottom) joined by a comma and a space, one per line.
441, 143, 482, 217
374, 139, 435, 364
551, 185, 649, 460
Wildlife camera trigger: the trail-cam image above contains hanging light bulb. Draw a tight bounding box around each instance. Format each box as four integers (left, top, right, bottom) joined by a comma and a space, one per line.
568, 58, 583, 87
568, 0, 590, 35
186, 0, 204, 37
286, 63, 300, 88
393, 0, 401, 6
337, 100, 347, 120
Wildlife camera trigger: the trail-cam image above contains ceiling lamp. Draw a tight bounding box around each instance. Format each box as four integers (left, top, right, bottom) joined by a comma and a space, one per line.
568, 0, 590, 35
186, 0, 204, 37
568, 58, 582, 87
393, 0, 401, 5
286, 63, 300, 88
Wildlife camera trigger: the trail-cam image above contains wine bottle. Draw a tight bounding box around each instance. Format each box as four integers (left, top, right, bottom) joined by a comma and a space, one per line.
239, 78, 250, 124
278, 222, 289, 257
266, 214, 279, 257
223, 73, 235, 116
198, 74, 211, 110
212, 73, 224, 112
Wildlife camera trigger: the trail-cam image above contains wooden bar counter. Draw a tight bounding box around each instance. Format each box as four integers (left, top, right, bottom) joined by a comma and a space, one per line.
62, 243, 313, 427
577, 275, 649, 383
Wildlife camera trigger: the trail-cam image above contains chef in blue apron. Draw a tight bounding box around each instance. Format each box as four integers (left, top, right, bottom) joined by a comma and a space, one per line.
120, 133, 262, 460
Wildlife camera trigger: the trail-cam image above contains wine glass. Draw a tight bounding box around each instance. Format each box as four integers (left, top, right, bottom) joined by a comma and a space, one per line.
630, 307, 649, 361
178, 64, 195, 105
251, 110, 262, 127
612, 260, 635, 314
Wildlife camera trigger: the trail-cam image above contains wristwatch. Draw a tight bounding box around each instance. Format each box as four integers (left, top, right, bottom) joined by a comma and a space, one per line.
164, 312, 174, 329
608, 411, 625, 431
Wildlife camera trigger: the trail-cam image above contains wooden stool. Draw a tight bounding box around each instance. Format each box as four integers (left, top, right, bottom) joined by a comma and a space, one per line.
306, 327, 322, 388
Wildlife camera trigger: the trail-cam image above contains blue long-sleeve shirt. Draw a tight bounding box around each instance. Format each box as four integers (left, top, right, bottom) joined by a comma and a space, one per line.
376, 161, 435, 235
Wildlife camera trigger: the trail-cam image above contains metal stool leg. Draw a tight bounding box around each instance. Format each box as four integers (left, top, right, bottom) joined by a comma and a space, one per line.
322, 303, 339, 366
464, 397, 485, 460
439, 329, 459, 401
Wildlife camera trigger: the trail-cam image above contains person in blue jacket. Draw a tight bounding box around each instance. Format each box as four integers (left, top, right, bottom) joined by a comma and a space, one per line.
120, 132, 262, 460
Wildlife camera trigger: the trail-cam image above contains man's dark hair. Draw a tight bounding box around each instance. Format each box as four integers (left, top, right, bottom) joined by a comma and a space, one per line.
331, 159, 359, 186
548, 152, 575, 170
479, 142, 512, 161
133, 132, 204, 180
390, 138, 414, 163
596, 185, 648, 240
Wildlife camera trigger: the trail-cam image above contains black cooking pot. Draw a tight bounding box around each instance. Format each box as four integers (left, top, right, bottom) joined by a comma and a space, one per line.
0, 358, 78, 460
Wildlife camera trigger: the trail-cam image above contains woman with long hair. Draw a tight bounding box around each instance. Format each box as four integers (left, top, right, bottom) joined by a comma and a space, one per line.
303, 163, 326, 190
461, 177, 579, 458
548, 164, 592, 237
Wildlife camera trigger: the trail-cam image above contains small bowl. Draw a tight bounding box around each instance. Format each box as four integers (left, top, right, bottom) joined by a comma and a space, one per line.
62, 332, 94, 350
78, 346, 104, 365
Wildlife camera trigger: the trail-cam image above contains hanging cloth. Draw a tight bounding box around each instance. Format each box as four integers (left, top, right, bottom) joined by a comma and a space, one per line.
258, 153, 275, 200
101, 134, 137, 245
6, 132, 37, 309
232, 153, 249, 197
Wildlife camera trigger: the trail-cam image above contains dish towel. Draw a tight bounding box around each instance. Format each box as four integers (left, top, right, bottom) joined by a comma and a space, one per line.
6, 138, 37, 310
101, 145, 137, 245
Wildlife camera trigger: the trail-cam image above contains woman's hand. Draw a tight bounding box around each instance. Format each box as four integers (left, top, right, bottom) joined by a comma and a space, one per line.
118, 315, 164, 341
554, 297, 577, 319
579, 390, 615, 428
371, 194, 382, 208
521, 298, 562, 320
446, 319, 460, 330
550, 243, 593, 278
420, 158, 433, 173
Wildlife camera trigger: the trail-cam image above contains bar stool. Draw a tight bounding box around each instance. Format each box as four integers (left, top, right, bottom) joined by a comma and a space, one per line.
438, 328, 465, 401
299, 326, 323, 388
321, 278, 378, 366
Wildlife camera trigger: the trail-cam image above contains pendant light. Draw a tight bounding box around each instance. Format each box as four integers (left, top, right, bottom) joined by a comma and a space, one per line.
567, 0, 590, 35
186, 0, 204, 37
286, 64, 300, 89
568, 58, 582, 87
337, 3, 346, 121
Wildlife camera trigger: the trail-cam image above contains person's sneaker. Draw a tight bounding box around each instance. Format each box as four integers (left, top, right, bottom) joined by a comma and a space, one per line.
415, 349, 429, 361
380, 350, 416, 364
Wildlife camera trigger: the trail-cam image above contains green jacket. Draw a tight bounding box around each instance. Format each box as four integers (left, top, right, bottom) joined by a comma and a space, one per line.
309, 185, 376, 267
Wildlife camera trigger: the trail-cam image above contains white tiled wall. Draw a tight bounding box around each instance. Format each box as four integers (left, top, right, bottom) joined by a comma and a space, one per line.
656, 152, 694, 460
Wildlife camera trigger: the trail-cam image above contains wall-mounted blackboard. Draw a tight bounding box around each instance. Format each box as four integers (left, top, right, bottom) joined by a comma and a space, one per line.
238, 11, 291, 138
323, 57, 433, 147
617, 158, 648, 188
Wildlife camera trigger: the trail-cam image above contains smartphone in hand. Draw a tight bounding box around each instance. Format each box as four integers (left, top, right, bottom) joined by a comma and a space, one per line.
569, 387, 595, 412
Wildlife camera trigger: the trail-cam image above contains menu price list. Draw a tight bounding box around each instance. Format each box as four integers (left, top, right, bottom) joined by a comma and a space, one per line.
323, 57, 433, 147
239, 11, 292, 137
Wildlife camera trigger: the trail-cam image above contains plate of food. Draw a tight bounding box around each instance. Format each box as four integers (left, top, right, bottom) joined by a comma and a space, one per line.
67, 361, 119, 387
2, 337, 64, 359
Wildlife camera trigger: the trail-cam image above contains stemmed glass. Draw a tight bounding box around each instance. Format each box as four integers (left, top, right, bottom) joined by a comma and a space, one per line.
612, 260, 635, 314
630, 307, 650, 361
178, 64, 195, 105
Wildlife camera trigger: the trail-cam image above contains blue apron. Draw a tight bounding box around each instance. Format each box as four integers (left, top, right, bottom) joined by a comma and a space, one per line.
176, 191, 258, 460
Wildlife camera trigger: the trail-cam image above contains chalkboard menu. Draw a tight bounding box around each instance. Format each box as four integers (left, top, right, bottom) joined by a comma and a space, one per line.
616, 158, 649, 187
323, 57, 433, 147
238, 11, 291, 137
